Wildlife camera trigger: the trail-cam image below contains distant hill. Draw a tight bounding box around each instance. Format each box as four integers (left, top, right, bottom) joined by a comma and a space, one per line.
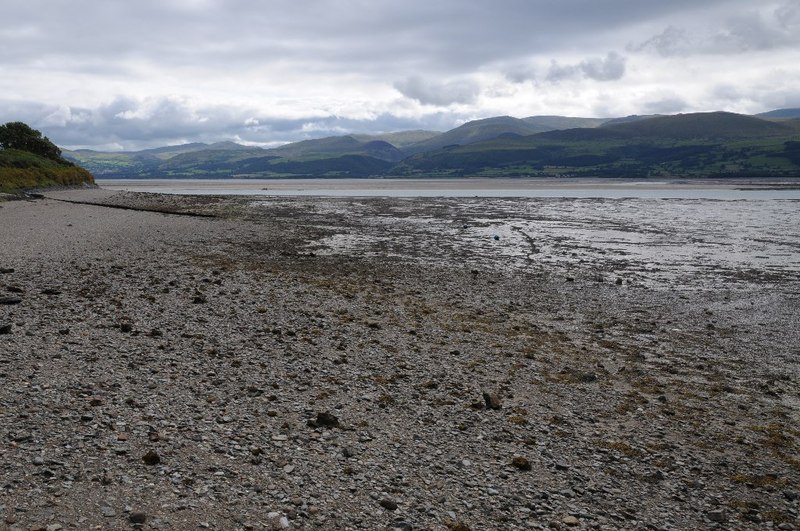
401, 116, 544, 155
522, 115, 610, 131
601, 111, 794, 139
352, 130, 440, 148
63, 109, 800, 179
757, 108, 800, 119
391, 112, 800, 178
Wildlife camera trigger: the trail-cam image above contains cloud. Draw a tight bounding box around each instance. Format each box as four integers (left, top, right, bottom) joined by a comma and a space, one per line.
1, 1, 798, 148
0, 96, 463, 150
547, 52, 627, 82
394, 77, 481, 106
631, 1, 800, 56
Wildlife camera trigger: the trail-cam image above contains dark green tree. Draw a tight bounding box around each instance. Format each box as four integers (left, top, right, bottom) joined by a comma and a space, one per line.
0, 121, 65, 162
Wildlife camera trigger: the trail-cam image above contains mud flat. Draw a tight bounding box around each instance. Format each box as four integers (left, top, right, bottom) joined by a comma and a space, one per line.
1, 189, 798, 530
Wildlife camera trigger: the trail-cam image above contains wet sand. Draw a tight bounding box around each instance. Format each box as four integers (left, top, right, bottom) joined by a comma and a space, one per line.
0, 190, 798, 530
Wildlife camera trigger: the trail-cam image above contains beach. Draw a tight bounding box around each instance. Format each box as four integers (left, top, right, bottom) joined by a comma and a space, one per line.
1, 189, 798, 530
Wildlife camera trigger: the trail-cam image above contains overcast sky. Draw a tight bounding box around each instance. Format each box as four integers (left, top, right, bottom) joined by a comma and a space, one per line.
1, 0, 799, 150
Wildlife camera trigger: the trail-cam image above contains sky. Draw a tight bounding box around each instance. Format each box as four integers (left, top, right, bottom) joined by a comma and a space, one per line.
1, 0, 799, 150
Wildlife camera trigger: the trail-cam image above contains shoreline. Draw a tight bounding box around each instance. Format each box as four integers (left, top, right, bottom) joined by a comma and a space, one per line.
1, 190, 798, 530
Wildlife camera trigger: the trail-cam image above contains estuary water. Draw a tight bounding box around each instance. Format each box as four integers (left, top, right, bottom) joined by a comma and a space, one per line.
96, 178, 800, 200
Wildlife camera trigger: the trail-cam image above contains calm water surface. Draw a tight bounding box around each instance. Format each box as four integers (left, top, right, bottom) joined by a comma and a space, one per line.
97, 178, 800, 200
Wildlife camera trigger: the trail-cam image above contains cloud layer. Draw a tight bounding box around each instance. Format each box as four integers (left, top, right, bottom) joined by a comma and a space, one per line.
0, 0, 798, 149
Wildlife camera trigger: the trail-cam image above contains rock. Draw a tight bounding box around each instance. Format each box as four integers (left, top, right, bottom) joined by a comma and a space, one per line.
142, 450, 161, 466
511, 456, 531, 471
555, 461, 570, 471
129, 512, 147, 525
380, 498, 399, 511
342, 446, 357, 458
482, 391, 502, 410
266, 512, 289, 529
100, 506, 117, 518
0, 323, 11, 334
32, 456, 44, 466
309, 411, 340, 428
390, 520, 413, 531
46, 525, 63, 531
707, 509, 727, 523
562, 515, 579, 526
0, 296, 22, 305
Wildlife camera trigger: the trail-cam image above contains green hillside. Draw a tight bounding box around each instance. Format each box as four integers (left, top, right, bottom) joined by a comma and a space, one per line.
61, 110, 800, 180
391, 113, 800, 178
0, 122, 94, 192
401, 116, 544, 155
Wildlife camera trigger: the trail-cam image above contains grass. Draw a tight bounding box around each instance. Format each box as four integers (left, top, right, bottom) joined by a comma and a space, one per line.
0, 148, 94, 192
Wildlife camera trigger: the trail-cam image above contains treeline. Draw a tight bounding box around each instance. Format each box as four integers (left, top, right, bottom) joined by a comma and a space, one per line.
0, 122, 94, 192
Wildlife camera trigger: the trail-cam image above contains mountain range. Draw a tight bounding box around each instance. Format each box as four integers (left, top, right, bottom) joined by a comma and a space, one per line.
64, 109, 800, 179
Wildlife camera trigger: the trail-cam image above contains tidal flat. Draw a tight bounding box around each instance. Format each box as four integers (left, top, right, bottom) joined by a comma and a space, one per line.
0, 189, 798, 530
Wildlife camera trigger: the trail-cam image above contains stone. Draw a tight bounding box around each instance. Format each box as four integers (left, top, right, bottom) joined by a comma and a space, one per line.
310, 411, 340, 428
482, 391, 501, 410
142, 450, 161, 466
100, 506, 117, 518
707, 509, 727, 523
380, 499, 399, 511
266, 512, 289, 530
129, 512, 147, 525
562, 515, 579, 526
511, 456, 531, 471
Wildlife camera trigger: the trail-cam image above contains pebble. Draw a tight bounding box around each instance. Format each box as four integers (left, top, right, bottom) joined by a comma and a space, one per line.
707, 509, 727, 523
142, 450, 161, 465
100, 506, 117, 518
129, 512, 147, 525
562, 515, 579, 526
380, 499, 399, 511
511, 456, 531, 471
266, 512, 289, 530
482, 391, 502, 410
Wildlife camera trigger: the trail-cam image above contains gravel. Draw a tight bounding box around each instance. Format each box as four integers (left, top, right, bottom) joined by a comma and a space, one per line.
0, 189, 797, 530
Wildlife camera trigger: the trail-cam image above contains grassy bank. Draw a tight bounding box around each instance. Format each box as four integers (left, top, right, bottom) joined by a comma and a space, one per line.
0, 148, 95, 193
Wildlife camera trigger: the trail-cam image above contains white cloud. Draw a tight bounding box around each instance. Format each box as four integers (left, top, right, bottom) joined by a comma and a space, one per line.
0, 0, 797, 149
394, 77, 481, 106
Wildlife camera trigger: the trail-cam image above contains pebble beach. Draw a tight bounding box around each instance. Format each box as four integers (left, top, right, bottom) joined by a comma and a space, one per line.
1, 189, 798, 530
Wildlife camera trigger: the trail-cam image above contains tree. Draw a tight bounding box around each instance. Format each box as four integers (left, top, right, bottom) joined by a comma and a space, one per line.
0, 121, 65, 162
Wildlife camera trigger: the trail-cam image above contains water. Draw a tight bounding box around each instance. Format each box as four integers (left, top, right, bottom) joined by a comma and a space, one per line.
96, 178, 800, 200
